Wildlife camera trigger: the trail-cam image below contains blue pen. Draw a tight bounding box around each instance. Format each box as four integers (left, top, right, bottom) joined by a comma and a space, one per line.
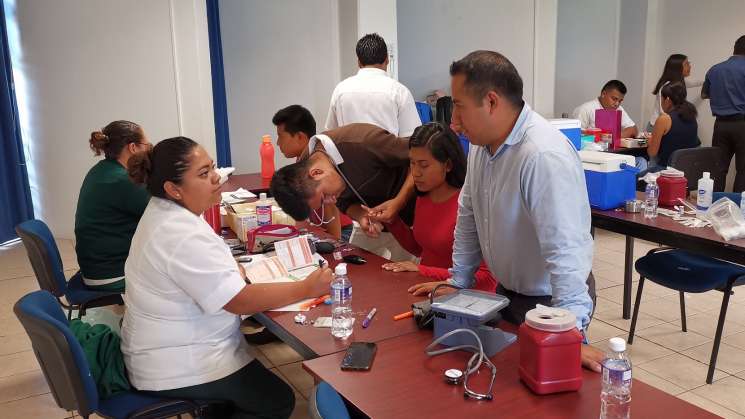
362, 308, 377, 328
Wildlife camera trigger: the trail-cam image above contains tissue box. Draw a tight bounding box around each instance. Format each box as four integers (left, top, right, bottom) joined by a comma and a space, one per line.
579, 151, 637, 210
549, 118, 582, 150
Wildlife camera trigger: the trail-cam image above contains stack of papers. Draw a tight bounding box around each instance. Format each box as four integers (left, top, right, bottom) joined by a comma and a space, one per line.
241, 235, 325, 311
222, 187, 257, 204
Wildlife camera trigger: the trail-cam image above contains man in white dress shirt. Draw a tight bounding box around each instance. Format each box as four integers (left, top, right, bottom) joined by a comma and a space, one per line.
573, 79, 639, 139
325, 33, 421, 136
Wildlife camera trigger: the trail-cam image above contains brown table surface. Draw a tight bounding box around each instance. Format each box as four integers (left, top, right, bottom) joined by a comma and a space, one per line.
303, 330, 720, 419
591, 192, 745, 318
252, 247, 426, 359
222, 172, 271, 195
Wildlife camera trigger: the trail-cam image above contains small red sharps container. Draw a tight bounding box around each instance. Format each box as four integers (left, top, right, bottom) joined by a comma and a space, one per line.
657, 167, 688, 207
519, 305, 583, 394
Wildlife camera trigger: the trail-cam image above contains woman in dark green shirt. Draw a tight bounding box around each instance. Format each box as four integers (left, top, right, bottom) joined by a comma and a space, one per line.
74, 121, 152, 291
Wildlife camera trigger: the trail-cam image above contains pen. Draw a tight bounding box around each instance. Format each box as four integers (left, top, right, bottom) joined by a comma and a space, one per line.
393, 310, 414, 321
362, 308, 377, 328
299, 294, 331, 310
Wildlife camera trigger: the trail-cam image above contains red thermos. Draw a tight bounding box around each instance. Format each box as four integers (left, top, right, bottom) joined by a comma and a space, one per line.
657, 167, 687, 206
260, 135, 275, 180
519, 306, 583, 394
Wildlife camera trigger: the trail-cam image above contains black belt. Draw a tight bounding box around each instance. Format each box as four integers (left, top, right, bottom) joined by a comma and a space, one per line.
716, 114, 745, 121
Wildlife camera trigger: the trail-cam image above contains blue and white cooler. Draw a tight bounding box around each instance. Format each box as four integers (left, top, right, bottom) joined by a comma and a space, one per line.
549, 118, 581, 150
579, 150, 638, 210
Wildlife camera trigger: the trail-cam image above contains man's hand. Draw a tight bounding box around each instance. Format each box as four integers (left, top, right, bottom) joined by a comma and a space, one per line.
581, 344, 604, 373
382, 261, 419, 273
363, 201, 403, 224
407, 280, 457, 297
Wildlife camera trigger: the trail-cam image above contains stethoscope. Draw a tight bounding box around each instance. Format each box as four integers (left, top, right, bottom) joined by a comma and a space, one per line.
424, 285, 497, 401
425, 328, 497, 401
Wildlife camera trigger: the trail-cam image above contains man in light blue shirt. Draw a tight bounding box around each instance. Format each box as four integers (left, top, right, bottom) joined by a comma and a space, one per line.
409, 50, 602, 372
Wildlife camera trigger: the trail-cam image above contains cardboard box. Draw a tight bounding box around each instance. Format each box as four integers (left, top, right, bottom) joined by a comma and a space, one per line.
224, 199, 295, 242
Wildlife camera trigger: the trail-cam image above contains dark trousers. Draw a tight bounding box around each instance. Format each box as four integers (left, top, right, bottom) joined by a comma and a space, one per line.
497, 272, 597, 326
149, 360, 295, 419
713, 118, 745, 192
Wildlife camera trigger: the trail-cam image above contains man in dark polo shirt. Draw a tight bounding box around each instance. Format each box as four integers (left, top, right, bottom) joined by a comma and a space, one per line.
270, 123, 415, 237
703, 35, 745, 192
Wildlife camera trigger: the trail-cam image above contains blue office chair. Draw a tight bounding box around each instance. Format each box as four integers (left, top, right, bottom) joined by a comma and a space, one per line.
415, 101, 433, 124
14, 290, 210, 419
15, 219, 123, 319
627, 247, 745, 384
308, 382, 351, 419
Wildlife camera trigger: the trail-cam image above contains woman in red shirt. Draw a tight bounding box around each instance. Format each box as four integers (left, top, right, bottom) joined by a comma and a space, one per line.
381, 122, 496, 293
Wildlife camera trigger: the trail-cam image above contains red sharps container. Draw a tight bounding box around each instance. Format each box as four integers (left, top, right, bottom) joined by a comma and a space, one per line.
202, 203, 222, 234
519, 306, 583, 394
657, 167, 688, 207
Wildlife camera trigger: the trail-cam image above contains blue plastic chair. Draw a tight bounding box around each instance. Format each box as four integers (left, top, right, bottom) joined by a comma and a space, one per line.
308, 382, 351, 419
415, 101, 433, 124
15, 219, 123, 319
628, 247, 745, 384
14, 290, 209, 419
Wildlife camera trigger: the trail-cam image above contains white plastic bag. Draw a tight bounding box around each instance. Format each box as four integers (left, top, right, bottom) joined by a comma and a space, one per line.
706, 198, 745, 241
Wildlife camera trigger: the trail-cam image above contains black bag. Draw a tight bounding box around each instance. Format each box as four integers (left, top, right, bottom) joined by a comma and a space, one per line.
412, 283, 459, 329
435, 96, 453, 126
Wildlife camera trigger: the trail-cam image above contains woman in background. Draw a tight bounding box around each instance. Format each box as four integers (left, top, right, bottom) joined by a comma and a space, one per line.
649, 54, 702, 129
645, 82, 701, 171
378, 122, 496, 294
74, 120, 151, 291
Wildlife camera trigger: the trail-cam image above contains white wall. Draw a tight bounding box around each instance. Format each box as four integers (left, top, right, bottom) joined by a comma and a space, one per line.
338, 0, 359, 79
358, 0, 398, 79
219, 0, 341, 173
8, 0, 214, 239
555, 0, 620, 118
616, 0, 651, 126
396, 0, 536, 107
644, 0, 745, 149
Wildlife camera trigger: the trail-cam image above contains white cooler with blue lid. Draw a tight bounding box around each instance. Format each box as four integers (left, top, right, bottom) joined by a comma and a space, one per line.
579, 150, 638, 210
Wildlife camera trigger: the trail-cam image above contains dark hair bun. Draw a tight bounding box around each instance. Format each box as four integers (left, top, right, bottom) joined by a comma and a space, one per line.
89, 131, 110, 156
127, 149, 153, 185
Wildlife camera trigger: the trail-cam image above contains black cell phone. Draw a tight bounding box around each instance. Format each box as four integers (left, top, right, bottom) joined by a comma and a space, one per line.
340, 342, 377, 371
342, 254, 366, 265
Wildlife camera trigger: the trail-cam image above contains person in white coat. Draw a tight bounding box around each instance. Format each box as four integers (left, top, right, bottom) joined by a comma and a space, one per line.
121, 136, 332, 419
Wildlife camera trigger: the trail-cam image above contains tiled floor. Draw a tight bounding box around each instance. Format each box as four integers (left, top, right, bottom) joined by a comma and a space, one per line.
2, 229, 745, 418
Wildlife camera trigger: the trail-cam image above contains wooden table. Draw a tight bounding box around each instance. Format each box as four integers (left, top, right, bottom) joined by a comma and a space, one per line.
303, 330, 719, 419
222, 172, 271, 195
253, 247, 426, 359
592, 195, 745, 318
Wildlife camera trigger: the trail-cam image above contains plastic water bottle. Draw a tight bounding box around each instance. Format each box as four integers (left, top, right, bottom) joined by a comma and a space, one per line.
256, 193, 272, 226
643, 175, 659, 219
260, 135, 275, 179
600, 337, 632, 419
331, 263, 353, 339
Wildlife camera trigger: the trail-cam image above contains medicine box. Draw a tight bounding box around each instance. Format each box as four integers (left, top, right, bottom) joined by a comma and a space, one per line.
224, 200, 295, 242
579, 150, 637, 210
549, 118, 581, 150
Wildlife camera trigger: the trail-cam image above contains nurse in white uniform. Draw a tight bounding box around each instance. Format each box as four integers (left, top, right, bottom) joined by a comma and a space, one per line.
121, 136, 332, 419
